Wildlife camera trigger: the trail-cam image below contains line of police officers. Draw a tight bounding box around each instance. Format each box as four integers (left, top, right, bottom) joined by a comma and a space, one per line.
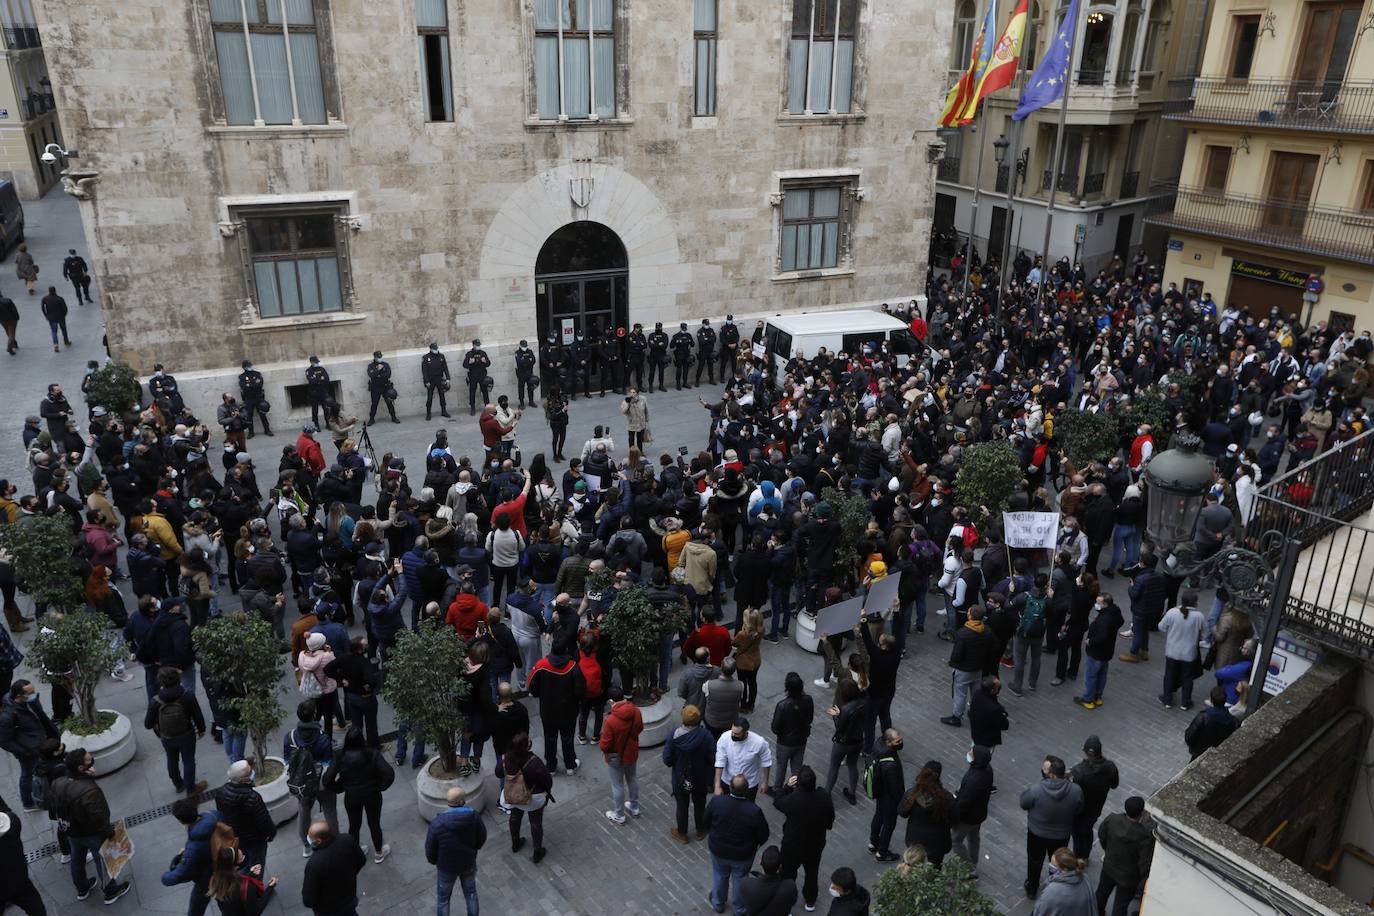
148, 315, 748, 432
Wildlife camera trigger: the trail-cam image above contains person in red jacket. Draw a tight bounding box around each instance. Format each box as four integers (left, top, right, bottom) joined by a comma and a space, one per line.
445, 583, 489, 641
296, 425, 326, 477
682, 608, 732, 667
599, 685, 644, 825
528, 639, 586, 773
478, 406, 513, 459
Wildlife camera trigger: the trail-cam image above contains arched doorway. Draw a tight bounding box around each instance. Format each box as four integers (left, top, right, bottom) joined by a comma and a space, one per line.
534, 221, 629, 344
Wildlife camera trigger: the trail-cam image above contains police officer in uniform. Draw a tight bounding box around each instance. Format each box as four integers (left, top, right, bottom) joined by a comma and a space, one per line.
149, 364, 185, 415
670, 322, 695, 390
367, 350, 400, 424
421, 342, 452, 421
569, 331, 593, 400
647, 321, 670, 392
540, 333, 565, 395
462, 339, 493, 415
598, 326, 622, 397
719, 314, 740, 379
695, 319, 717, 386
626, 324, 647, 390
304, 356, 331, 427
237, 359, 272, 437
514, 339, 539, 408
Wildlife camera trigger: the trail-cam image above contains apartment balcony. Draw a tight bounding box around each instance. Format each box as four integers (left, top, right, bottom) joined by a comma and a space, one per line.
2, 26, 40, 50
1041, 169, 1080, 195
1120, 170, 1140, 198
936, 157, 961, 183
1147, 185, 1374, 267
1168, 77, 1374, 134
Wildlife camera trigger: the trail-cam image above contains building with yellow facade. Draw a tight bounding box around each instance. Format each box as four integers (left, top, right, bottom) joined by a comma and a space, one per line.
1150, 0, 1374, 331
0, 0, 62, 199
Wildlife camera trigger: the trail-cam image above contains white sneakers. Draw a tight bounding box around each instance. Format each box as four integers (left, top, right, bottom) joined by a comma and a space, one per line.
813, 678, 831, 688
624, 801, 641, 818
605, 810, 627, 826
374, 844, 392, 864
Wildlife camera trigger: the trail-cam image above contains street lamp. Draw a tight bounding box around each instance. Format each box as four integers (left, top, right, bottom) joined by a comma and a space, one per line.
992, 134, 1012, 329
1142, 432, 1215, 554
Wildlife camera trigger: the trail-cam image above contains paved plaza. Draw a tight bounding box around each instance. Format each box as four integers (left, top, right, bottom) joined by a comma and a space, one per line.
0, 194, 1190, 915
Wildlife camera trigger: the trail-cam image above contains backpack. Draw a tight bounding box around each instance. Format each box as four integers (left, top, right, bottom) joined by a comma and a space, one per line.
504, 757, 532, 807
578, 651, 604, 698
911, 542, 941, 578
1019, 593, 1048, 639
178, 574, 202, 599
157, 697, 192, 738
285, 731, 322, 799
862, 757, 882, 799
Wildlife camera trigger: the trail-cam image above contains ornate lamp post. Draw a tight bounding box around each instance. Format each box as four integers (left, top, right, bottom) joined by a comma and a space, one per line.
1142, 433, 1214, 554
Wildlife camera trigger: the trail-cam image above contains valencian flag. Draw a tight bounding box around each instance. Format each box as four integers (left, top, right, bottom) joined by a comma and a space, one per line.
972, 0, 1029, 105
940, 0, 999, 127
1012, 0, 1082, 120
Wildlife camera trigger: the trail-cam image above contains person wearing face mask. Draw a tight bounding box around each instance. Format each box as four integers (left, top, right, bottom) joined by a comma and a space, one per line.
148, 363, 186, 415
825, 867, 870, 915
598, 325, 623, 397
513, 339, 539, 408
1020, 755, 1083, 900
671, 321, 696, 390
462, 339, 493, 415
1126, 423, 1153, 477
865, 728, 905, 862
646, 321, 670, 392
568, 331, 592, 400
1256, 423, 1286, 483
703, 772, 771, 914
420, 343, 452, 421
366, 351, 399, 425
236, 360, 272, 438
950, 745, 994, 876
1076, 594, 1124, 709
300, 820, 366, 916
50, 748, 132, 904
0, 680, 58, 811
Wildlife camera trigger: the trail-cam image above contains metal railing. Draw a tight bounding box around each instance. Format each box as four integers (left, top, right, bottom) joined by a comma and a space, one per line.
1246, 428, 1374, 659
1083, 172, 1106, 195
1146, 185, 1374, 267
3, 26, 39, 50
1076, 69, 1107, 86
1170, 77, 1374, 134
1120, 170, 1140, 198
1041, 169, 1079, 194
1116, 68, 1136, 88
937, 158, 961, 183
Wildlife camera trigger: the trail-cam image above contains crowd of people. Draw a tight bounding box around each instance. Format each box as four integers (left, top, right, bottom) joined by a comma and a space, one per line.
0, 244, 1368, 915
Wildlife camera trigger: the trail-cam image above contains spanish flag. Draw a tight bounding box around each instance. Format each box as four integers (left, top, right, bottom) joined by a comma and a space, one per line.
940, 0, 999, 128
972, 0, 1029, 106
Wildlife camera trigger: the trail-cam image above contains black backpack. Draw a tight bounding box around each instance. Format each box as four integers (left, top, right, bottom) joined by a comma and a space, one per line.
286, 731, 322, 799
157, 698, 192, 738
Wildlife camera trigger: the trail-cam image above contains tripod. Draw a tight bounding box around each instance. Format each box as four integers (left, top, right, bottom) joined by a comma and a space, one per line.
358, 423, 381, 493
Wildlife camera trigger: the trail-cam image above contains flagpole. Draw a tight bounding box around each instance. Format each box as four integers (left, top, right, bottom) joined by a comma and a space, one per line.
996, 117, 1024, 328
961, 114, 988, 308
1036, 3, 1082, 312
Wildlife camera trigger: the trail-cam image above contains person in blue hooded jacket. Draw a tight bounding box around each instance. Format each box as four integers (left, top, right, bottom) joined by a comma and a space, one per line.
162, 797, 220, 916
746, 480, 782, 530
425, 786, 487, 916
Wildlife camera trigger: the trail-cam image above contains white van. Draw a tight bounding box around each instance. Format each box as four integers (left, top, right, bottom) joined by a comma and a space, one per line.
760, 306, 923, 375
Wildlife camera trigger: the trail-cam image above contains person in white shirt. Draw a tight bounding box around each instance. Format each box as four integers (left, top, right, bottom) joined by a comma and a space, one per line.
713, 717, 772, 803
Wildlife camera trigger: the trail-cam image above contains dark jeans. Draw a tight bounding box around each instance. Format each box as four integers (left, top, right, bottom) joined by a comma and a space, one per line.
162, 731, 197, 789
490, 565, 518, 609
1071, 814, 1097, 860
1096, 873, 1139, 916
739, 668, 758, 709
780, 845, 823, 907
870, 794, 899, 853
68, 833, 112, 893
47, 318, 70, 346
14, 753, 36, 808
825, 741, 861, 795
769, 583, 792, 638
674, 787, 708, 834
550, 420, 567, 458
577, 697, 605, 740
186, 874, 212, 916
508, 804, 545, 849
436, 867, 478, 916
346, 692, 380, 747
1025, 830, 1069, 893
1056, 632, 1083, 680
541, 715, 577, 771
1162, 657, 1197, 706
344, 790, 384, 850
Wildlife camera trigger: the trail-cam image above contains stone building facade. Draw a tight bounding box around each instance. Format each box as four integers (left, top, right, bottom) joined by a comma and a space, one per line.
35, 0, 949, 414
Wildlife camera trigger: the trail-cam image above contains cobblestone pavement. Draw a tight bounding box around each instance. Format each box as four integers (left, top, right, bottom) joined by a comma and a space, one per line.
0, 221, 1191, 912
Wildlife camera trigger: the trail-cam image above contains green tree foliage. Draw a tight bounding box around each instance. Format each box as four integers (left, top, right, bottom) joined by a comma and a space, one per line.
602, 585, 686, 699
0, 515, 83, 613
193, 615, 286, 778
1118, 389, 1172, 445
953, 441, 1023, 525
1055, 408, 1120, 467
83, 362, 142, 417
820, 487, 872, 585
381, 619, 469, 774
873, 857, 997, 916
25, 611, 121, 732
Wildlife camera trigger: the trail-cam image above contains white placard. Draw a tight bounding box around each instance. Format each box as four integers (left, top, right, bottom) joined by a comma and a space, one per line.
1002, 511, 1060, 550
815, 594, 865, 638
752, 342, 766, 359
1261, 630, 1322, 696
863, 570, 902, 618
561, 318, 575, 345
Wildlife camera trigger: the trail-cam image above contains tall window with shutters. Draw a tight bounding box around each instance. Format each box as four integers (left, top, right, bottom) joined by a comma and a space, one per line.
694, 0, 717, 116
417, 0, 453, 122
780, 182, 853, 272
208, 0, 328, 126
236, 207, 348, 318
534, 0, 616, 121
788, 0, 858, 115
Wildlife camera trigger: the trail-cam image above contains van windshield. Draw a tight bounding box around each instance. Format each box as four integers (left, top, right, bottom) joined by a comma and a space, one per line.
764, 324, 792, 360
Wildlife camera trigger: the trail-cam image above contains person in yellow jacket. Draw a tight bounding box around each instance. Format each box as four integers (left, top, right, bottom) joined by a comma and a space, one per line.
138, 499, 182, 558
661, 517, 689, 571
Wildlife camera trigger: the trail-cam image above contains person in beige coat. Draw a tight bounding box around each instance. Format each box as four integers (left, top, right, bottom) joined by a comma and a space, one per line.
619, 388, 650, 450
677, 530, 718, 615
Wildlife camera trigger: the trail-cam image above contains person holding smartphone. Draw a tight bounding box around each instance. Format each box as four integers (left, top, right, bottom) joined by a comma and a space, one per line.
619, 388, 650, 449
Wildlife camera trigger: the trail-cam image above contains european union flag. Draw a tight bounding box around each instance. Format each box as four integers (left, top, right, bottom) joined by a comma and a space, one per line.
1011, 0, 1082, 121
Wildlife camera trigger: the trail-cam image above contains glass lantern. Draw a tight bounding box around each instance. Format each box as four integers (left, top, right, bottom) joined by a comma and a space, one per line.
1142, 434, 1215, 554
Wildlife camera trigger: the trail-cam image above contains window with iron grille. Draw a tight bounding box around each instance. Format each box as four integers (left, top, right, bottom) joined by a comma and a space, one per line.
208, 0, 328, 125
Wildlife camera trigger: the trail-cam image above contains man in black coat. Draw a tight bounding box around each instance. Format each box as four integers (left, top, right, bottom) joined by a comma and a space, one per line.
859, 617, 900, 756
304, 356, 331, 427
0, 806, 45, 915
942, 605, 993, 727
302, 820, 366, 916
867, 728, 906, 861
0, 680, 58, 810
62, 248, 93, 303
39, 288, 70, 350
771, 765, 835, 911
1122, 555, 1168, 662
421, 343, 451, 421
968, 675, 1010, 754
462, 339, 492, 415
1184, 686, 1239, 761
951, 745, 994, 876
1070, 734, 1120, 859
366, 351, 399, 424
50, 749, 130, 904
215, 759, 276, 870
237, 360, 272, 437
704, 773, 770, 914
735, 845, 798, 916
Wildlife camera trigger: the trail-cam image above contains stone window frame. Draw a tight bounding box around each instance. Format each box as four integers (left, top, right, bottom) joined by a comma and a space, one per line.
194, 0, 344, 131
417, 0, 456, 123
768, 168, 864, 281
778, 0, 869, 124
522, 0, 634, 129
217, 191, 366, 330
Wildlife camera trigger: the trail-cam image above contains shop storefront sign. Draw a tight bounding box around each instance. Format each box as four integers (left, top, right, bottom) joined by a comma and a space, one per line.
1230, 259, 1309, 288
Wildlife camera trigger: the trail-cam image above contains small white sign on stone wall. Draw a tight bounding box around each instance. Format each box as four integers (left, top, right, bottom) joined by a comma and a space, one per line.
502, 277, 529, 301
419, 252, 445, 271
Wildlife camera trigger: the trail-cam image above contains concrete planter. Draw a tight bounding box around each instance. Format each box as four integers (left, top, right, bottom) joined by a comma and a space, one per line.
61, 710, 135, 774
794, 610, 821, 654
416, 755, 489, 822
256, 756, 298, 826
636, 694, 675, 749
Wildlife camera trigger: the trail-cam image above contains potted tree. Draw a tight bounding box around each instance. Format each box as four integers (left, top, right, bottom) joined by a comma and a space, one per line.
192, 615, 293, 824
794, 487, 874, 654
873, 856, 996, 915
953, 441, 1023, 527
1055, 408, 1120, 472
600, 584, 685, 747
382, 619, 477, 820
83, 361, 143, 422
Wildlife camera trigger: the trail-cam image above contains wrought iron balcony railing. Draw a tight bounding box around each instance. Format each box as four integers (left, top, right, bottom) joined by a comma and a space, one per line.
1041, 169, 1079, 194
936, 157, 961, 183
1120, 170, 1139, 198
1146, 185, 1374, 267
1169, 77, 1374, 134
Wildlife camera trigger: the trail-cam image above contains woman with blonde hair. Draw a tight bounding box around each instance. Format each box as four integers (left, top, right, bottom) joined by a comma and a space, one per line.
1031, 847, 1094, 915
895, 844, 928, 877
732, 609, 764, 712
